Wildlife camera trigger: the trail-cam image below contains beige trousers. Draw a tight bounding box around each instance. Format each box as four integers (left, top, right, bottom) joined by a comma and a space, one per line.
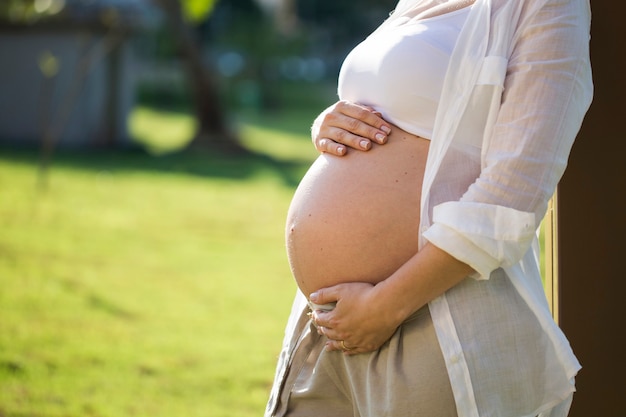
266, 304, 458, 417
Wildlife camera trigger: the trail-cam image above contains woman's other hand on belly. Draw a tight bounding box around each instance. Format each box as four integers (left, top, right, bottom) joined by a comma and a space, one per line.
309, 282, 402, 355
308, 244, 475, 355
312, 101, 392, 156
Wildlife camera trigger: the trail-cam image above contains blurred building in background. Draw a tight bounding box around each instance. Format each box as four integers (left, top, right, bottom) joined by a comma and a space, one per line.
0, 0, 161, 148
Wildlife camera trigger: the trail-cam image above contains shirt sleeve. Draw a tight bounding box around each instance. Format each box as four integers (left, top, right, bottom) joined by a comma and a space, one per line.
424, 0, 593, 280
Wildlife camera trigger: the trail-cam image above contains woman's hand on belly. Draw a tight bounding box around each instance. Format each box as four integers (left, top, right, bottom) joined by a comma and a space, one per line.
312, 100, 392, 156
310, 243, 476, 355
309, 282, 403, 355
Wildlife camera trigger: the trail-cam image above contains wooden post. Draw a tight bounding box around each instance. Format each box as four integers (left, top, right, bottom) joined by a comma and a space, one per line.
556, 2, 626, 415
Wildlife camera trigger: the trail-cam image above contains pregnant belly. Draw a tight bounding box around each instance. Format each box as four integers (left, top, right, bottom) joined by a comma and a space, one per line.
286, 129, 429, 298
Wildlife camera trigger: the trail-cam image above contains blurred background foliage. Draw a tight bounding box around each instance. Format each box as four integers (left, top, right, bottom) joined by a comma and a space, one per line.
0, 0, 398, 151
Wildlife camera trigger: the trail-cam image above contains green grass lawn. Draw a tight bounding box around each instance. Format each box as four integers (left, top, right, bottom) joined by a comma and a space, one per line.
0, 106, 320, 417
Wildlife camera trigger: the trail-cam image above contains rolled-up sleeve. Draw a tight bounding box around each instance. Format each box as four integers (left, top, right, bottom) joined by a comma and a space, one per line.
424, 0, 593, 280
424, 202, 536, 279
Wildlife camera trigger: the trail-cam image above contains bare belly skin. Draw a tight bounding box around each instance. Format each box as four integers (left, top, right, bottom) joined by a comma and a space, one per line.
286, 126, 430, 298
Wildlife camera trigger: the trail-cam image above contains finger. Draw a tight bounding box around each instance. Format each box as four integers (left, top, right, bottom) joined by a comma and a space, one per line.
312, 313, 351, 342
318, 138, 347, 156
361, 105, 384, 119
324, 340, 363, 354
317, 124, 372, 152
326, 339, 380, 355
333, 126, 374, 150
311, 309, 333, 330
335, 102, 392, 144
328, 115, 388, 147
340, 339, 356, 352
325, 340, 343, 352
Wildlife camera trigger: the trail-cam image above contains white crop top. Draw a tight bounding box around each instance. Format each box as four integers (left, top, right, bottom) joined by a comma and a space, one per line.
337, 6, 471, 140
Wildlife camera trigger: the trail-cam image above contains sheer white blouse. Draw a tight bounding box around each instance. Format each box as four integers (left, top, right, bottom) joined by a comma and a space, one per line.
276, 0, 593, 415
420, 0, 593, 415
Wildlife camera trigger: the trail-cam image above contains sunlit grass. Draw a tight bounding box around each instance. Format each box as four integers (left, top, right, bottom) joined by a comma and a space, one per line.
129, 107, 196, 154
0, 106, 324, 417
130, 105, 321, 163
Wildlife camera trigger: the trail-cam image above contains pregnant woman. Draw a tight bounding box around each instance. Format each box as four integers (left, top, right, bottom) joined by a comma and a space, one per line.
266, 0, 593, 416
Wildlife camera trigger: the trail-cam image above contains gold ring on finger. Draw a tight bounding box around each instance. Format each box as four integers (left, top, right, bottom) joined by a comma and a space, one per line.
340, 340, 355, 351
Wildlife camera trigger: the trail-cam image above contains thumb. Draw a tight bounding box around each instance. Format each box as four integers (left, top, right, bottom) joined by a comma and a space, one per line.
309, 286, 340, 307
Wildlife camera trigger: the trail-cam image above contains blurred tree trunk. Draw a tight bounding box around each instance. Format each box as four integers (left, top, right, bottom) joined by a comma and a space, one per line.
152, 0, 242, 152
275, 0, 298, 34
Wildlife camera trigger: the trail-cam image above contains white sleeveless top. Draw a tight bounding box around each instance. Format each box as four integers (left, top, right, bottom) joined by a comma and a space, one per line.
337, 7, 471, 139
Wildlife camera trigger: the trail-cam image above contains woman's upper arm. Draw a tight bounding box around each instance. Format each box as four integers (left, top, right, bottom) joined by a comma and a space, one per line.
423, 0, 593, 278
461, 0, 593, 221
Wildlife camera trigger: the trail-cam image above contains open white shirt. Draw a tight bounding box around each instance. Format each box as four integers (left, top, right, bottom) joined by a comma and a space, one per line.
421, 0, 593, 415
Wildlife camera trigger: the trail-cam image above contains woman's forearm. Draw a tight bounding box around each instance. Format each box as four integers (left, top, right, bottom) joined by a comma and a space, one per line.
373, 242, 475, 327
